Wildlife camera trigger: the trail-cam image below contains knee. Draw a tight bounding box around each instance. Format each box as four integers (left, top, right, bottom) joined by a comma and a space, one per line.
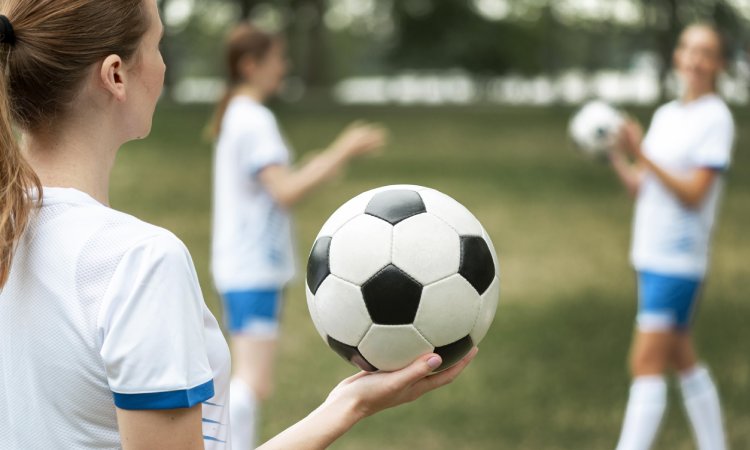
253, 379, 274, 401
236, 372, 274, 401
671, 342, 698, 372
630, 345, 670, 376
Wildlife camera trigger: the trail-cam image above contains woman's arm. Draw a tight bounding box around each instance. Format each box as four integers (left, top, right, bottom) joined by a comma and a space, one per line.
258, 349, 478, 450
113, 350, 476, 450
116, 405, 205, 450
609, 148, 646, 197
617, 120, 719, 208
260, 122, 387, 208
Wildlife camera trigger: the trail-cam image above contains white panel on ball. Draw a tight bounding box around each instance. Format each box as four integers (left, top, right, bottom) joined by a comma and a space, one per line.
414, 274, 481, 347
305, 284, 327, 341
392, 213, 460, 285
470, 276, 500, 344
329, 214, 392, 285
359, 324, 434, 371
317, 190, 375, 238
420, 189, 483, 236
314, 275, 372, 347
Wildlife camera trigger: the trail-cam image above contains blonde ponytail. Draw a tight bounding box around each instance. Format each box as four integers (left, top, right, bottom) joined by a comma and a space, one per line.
0, 71, 40, 287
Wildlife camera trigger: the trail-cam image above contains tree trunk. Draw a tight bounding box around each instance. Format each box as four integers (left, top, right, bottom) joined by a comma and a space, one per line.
657, 0, 679, 102
239, 0, 258, 20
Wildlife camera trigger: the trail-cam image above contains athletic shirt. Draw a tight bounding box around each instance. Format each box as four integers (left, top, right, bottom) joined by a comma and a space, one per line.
631, 94, 735, 278
211, 96, 296, 292
0, 187, 231, 449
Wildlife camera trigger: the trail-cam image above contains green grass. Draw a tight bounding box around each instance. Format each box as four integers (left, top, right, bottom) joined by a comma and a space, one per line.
113, 102, 750, 449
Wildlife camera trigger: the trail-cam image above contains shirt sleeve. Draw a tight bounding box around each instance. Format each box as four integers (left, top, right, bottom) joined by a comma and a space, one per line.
691, 111, 735, 171
98, 231, 214, 410
238, 110, 290, 176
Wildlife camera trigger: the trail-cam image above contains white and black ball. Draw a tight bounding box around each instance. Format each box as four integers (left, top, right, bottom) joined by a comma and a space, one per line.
306, 185, 500, 372
569, 100, 625, 159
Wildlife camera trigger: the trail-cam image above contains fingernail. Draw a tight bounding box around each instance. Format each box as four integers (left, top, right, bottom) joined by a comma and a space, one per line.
427, 356, 442, 369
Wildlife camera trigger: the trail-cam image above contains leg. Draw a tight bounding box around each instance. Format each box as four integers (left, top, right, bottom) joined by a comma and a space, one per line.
230, 336, 277, 450
616, 271, 681, 450
221, 289, 282, 450
616, 330, 672, 450
675, 335, 726, 450
232, 335, 278, 402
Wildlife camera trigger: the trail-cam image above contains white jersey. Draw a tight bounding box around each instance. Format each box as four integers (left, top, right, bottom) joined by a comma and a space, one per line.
211, 96, 296, 292
0, 187, 231, 449
631, 94, 734, 278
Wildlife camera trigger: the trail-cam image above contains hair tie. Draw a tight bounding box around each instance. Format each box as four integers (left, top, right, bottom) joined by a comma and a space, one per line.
0, 15, 16, 46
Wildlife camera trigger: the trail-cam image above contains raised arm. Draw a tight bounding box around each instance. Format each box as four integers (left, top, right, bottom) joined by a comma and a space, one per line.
258, 349, 478, 450
617, 119, 719, 208
260, 122, 387, 208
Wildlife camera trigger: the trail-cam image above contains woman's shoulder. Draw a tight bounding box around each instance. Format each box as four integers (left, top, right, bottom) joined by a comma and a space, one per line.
63, 201, 191, 267
100, 211, 188, 260
225, 96, 277, 128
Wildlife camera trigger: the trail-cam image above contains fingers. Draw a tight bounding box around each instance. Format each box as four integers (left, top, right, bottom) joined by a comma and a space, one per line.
409, 347, 479, 399
385, 353, 443, 389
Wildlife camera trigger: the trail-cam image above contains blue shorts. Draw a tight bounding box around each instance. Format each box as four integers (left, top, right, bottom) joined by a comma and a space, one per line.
220, 289, 282, 337
636, 271, 702, 331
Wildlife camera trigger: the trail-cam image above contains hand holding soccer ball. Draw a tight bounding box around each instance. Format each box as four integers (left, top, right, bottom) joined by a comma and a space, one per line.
568, 100, 626, 160
616, 118, 644, 159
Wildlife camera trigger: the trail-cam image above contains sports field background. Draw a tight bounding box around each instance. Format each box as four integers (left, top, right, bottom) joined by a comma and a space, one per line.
113, 102, 750, 449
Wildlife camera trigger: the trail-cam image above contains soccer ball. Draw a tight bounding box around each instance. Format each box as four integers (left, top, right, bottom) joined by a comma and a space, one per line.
568, 100, 625, 159
305, 185, 500, 372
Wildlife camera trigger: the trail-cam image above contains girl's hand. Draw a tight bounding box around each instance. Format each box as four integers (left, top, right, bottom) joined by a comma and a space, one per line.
324, 348, 478, 421
330, 121, 388, 159
617, 119, 644, 159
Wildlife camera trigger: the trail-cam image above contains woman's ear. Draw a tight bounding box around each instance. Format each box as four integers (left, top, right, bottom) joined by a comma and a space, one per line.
99, 54, 127, 102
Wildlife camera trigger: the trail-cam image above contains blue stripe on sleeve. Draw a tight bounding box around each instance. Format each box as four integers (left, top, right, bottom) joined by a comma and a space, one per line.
113, 379, 215, 410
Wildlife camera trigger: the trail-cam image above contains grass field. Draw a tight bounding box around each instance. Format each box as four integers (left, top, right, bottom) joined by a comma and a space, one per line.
113, 101, 750, 449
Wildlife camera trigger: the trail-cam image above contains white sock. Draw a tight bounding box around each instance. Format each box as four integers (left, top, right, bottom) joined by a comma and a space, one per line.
680, 365, 726, 450
616, 375, 667, 450
230, 378, 259, 450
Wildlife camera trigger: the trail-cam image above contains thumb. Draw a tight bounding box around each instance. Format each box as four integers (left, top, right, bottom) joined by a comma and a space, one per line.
390, 353, 442, 388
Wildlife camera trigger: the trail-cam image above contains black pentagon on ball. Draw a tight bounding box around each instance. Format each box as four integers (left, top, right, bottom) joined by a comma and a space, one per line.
307, 236, 332, 295
327, 335, 378, 372
365, 189, 426, 225
434, 335, 474, 372
459, 236, 495, 295
361, 264, 423, 325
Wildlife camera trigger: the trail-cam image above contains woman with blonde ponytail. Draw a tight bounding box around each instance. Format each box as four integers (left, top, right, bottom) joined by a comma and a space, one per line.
0, 2, 475, 449
0, 74, 41, 288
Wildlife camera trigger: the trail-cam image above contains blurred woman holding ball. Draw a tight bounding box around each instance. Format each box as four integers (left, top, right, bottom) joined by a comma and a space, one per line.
610, 23, 734, 450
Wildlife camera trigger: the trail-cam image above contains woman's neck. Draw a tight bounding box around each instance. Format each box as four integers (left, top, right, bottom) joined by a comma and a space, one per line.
234, 84, 267, 103
23, 119, 121, 206
682, 84, 715, 103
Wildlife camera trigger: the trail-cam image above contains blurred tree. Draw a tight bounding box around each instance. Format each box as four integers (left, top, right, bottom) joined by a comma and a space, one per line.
157, 0, 176, 92
289, 0, 328, 87
239, 0, 261, 19
388, 0, 543, 74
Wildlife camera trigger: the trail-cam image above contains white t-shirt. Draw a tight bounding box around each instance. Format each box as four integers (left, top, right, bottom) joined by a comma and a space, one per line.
0, 187, 231, 449
631, 94, 735, 277
211, 96, 296, 292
